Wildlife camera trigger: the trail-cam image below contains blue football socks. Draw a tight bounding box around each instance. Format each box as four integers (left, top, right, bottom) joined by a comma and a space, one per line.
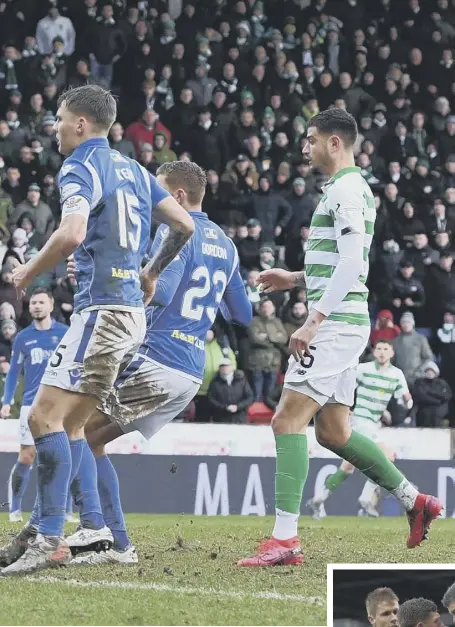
70, 439, 104, 530
9, 460, 32, 513
96, 455, 130, 551
35, 431, 71, 537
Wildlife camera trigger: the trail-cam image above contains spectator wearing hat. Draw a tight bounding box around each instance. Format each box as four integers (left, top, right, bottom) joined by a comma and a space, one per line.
35, 113, 58, 154
8, 184, 54, 241
249, 173, 292, 243
108, 122, 135, 159
371, 309, 401, 346
237, 218, 263, 271
207, 358, 254, 424
413, 360, 452, 427
388, 258, 425, 322
35, 1, 75, 56
393, 312, 433, 385
4, 227, 29, 266
247, 298, 288, 402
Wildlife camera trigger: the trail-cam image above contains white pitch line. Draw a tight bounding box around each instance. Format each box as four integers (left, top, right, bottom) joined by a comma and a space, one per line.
27, 575, 323, 605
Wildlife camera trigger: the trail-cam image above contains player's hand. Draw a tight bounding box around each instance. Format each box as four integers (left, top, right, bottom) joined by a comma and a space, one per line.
289, 311, 324, 362
140, 271, 157, 306
12, 264, 30, 299
0, 405, 10, 419
66, 254, 76, 280
256, 268, 295, 293
381, 409, 392, 425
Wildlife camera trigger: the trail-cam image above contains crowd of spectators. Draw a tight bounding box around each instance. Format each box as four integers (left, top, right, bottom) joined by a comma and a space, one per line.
0, 0, 455, 425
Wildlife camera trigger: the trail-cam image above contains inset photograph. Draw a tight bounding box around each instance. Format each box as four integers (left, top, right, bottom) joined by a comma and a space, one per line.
329, 565, 455, 627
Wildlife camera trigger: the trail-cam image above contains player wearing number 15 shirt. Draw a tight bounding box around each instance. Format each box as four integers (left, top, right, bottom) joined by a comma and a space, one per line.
2, 85, 194, 576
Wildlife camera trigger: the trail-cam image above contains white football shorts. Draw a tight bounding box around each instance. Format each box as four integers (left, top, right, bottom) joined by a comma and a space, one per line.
284, 320, 370, 407
41, 308, 146, 402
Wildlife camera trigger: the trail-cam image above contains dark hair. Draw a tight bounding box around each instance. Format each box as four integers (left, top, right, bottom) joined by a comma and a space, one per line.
307, 108, 358, 146
397, 598, 438, 627
442, 583, 455, 609
156, 161, 207, 205
58, 85, 117, 131
30, 287, 53, 299
374, 339, 394, 348
366, 587, 399, 617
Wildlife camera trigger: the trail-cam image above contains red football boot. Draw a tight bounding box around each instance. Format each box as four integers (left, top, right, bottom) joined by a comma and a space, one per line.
237, 536, 304, 567
406, 493, 442, 548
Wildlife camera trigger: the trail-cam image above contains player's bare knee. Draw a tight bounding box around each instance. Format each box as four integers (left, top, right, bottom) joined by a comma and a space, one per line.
314, 422, 348, 450
19, 445, 36, 465
91, 445, 106, 457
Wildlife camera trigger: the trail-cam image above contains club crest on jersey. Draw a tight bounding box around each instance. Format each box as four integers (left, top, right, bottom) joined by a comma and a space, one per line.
52, 336, 59, 344
69, 367, 82, 386
204, 228, 218, 240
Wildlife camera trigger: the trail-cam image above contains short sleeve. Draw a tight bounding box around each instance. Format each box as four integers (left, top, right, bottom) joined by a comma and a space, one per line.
59, 160, 94, 219
331, 184, 366, 240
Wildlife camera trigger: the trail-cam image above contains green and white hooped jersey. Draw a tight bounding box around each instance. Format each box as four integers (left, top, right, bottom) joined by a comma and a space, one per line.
353, 361, 409, 424
305, 166, 375, 326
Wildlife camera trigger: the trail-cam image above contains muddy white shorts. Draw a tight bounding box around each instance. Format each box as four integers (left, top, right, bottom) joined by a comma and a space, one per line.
41, 308, 146, 402
100, 355, 200, 440
284, 320, 370, 407
350, 414, 382, 442
19, 405, 33, 446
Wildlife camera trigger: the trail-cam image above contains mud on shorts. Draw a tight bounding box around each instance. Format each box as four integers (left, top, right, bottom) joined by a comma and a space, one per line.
98, 356, 200, 440
41, 308, 146, 402
284, 320, 370, 407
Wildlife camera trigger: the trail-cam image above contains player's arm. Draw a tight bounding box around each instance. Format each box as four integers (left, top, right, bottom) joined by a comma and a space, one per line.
395, 370, 413, 410
1, 337, 24, 418
220, 248, 253, 326
311, 191, 366, 320
12, 162, 90, 291
147, 225, 189, 307
141, 178, 195, 283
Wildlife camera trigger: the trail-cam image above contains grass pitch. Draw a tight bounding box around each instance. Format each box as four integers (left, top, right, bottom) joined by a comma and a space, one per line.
0, 514, 451, 626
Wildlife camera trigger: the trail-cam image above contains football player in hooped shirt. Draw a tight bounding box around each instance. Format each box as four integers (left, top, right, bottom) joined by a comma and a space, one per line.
3, 85, 194, 576
0, 289, 68, 522
65, 160, 253, 565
